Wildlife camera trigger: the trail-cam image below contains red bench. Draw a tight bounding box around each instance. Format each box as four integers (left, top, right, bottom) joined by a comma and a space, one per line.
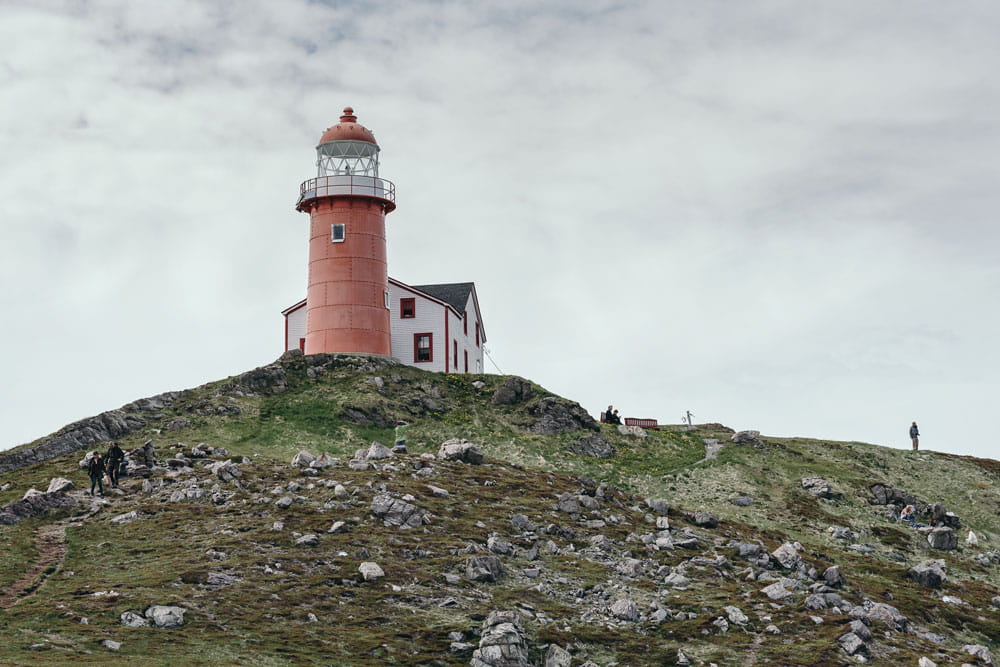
624, 418, 659, 430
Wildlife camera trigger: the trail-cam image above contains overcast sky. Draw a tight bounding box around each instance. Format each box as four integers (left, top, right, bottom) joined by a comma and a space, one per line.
2, 1, 998, 460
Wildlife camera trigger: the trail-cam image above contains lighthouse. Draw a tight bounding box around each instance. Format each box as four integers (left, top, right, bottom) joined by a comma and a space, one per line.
295, 108, 396, 356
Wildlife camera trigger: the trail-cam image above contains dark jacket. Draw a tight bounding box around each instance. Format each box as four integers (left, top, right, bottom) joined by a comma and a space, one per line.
87, 456, 105, 477
107, 444, 124, 463
910, 425, 920, 438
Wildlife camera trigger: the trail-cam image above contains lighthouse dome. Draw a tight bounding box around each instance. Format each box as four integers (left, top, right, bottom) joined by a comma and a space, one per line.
319, 107, 377, 145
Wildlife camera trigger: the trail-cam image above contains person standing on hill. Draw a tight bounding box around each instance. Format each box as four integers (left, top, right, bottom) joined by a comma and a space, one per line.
394, 420, 409, 449
106, 441, 125, 488
87, 452, 106, 497
909, 421, 920, 451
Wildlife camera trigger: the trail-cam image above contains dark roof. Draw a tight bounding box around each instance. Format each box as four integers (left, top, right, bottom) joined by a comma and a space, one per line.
410, 282, 475, 312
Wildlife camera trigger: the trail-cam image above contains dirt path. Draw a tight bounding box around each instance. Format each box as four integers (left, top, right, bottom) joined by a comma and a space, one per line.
0, 522, 68, 609
692, 438, 723, 466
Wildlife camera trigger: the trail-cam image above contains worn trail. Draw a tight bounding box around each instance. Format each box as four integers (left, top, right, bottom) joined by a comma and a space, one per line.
0, 522, 68, 609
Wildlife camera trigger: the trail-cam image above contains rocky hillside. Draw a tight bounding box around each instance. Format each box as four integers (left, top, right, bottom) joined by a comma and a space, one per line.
0, 352, 998, 666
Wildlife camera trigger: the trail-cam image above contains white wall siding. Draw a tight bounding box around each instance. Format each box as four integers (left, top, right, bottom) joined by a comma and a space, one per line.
285, 307, 307, 352
389, 283, 446, 373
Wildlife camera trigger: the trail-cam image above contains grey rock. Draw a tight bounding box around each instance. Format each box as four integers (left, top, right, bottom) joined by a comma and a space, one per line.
543, 643, 572, 667
491, 376, 533, 405
101, 640, 121, 650
510, 514, 535, 532
291, 451, 316, 468
295, 534, 319, 546
110, 511, 141, 525
927, 527, 957, 550
868, 483, 917, 506
771, 542, 802, 569
963, 644, 993, 665
359, 562, 385, 581
205, 572, 240, 587
918, 658, 937, 667
991, 596, 1000, 608
824, 565, 846, 588
275, 496, 293, 510
120, 611, 149, 628
568, 434, 615, 458
437, 439, 484, 464
0, 489, 77, 525
731, 430, 764, 447
470, 610, 529, 667
692, 511, 719, 528
801, 476, 836, 498
609, 598, 639, 621
731, 495, 754, 506
838, 632, 866, 656
427, 485, 450, 498
364, 441, 394, 461
828, 526, 854, 541
46, 477, 74, 494
761, 581, 792, 600
724, 606, 748, 625
908, 560, 947, 588
370, 494, 425, 529
645, 498, 670, 515
209, 460, 241, 482
144, 605, 186, 628
527, 396, 598, 434
865, 602, 907, 631
466, 555, 504, 583
850, 620, 872, 641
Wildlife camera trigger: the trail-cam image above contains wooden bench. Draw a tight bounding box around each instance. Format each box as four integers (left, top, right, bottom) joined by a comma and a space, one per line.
624, 417, 659, 430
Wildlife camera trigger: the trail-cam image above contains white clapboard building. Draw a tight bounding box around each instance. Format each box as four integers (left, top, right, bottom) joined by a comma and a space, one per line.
282, 279, 486, 373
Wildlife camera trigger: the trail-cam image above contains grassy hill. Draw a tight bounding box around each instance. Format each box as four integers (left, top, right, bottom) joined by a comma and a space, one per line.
0, 352, 997, 665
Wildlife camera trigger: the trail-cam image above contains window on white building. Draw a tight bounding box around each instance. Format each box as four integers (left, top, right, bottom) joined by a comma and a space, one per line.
414, 333, 433, 362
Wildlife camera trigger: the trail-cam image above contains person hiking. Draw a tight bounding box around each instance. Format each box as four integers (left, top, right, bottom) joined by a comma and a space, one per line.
87, 452, 106, 497
909, 421, 920, 451
106, 441, 125, 488
394, 420, 409, 449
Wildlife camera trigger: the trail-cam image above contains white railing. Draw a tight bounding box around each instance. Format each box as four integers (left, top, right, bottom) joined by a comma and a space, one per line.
297, 175, 396, 210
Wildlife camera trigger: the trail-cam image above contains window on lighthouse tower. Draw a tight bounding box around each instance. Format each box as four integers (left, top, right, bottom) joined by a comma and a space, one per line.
331, 224, 345, 243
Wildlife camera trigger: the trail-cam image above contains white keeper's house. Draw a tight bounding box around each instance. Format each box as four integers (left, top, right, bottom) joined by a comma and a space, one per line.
282, 279, 486, 373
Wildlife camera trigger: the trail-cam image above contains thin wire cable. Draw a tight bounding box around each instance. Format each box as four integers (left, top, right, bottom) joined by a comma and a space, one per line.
483, 347, 504, 374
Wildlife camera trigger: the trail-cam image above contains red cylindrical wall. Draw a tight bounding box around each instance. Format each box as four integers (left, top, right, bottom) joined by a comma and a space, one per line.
304, 197, 390, 355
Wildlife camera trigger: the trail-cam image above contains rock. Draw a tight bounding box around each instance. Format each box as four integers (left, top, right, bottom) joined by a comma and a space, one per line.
724, 606, 748, 625
677, 649, 692, 666
824, 565, 846, 588
838, 632, 867, 656
295, 534, 319, 546
609, 598, 639, 622
275, 496, 293, 510
363, 441, 394, 461
110, 511, 141, 525
801, 477, 836, 498
0, 489, 77, 526
963, 644, 993, 665
371, 494, 425, 529
359, 562, 385, 581
491, 376, 534, 405
645, 498, 670, 515
22, 488, 44, 500
617, 424, 647, 438
828, 526, 854, 541
849, 620, 872, 641
692, 511, 719, 528
328, 521, 346, 534
466, 555, 504, 583
291, 451, 316, 468
528, 396, 598, 434
333, 484, 350, 499
427, 485, 449, 498
927, 527, 957, 550
991, 596, 1000, 608
568, 434, 615, 458
487, 536, 514, 556
868, 483, 916, 506
865, 602, 907, 631
312, 453, 336, 468
731, 495, 754, 506
470, 610, 529, 667
918, 658, 937, 667
46, 478, 74, 494
437, 439, 484, 464
908, 560, 947, 588
120, 611, 149, 628
210, 460, 241, 482
761, 581, 791, 601
205, 572, 239, 587
144, 605, 186, 628
101, 640, 121, 650
543, 643, 572, 667
731, 430, 763, 447
664, 572, 690, 589
771, 542, 802, 569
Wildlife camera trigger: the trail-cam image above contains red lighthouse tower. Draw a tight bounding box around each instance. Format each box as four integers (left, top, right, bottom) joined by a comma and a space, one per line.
296, 108, 396, 356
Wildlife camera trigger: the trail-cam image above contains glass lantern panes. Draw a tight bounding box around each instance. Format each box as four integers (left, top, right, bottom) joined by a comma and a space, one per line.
317, 140, 380, 177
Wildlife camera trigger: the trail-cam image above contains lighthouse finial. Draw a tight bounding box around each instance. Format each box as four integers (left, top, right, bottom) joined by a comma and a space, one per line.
340, 107, 357, 123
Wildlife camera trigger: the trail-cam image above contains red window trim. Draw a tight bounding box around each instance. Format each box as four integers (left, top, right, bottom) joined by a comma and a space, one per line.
464, 349, 468, 373
400, 298, 415, 319
413, 332, 433, 363
475, 322, 480, 347
453, 340, 458, 368
463, 311, 468, 335
298, 337, 305, 352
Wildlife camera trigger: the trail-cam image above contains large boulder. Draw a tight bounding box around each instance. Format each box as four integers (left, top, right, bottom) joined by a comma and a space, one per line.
568, 435, 615, 458
291, 451, 316, 468
927, 527, 957, 550
771, 542, 803, 570
437, 439, 484, 464
0, 490, 77, 525
466, 555, 504, 583
46, 478, 74, 494
491, 377, 534, 405
370, 495, 425, 529
908, 560, 947, 588
210, 460, 241, 482
801, 477, 836, 498
731, 430, 764, 447
470, 610, 529, 667
144, 605, 186, 628
868, 483, 917, 507
527, 397, 598, 435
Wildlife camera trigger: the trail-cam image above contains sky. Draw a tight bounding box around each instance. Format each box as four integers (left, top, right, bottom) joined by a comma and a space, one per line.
2, 1, 998, 460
